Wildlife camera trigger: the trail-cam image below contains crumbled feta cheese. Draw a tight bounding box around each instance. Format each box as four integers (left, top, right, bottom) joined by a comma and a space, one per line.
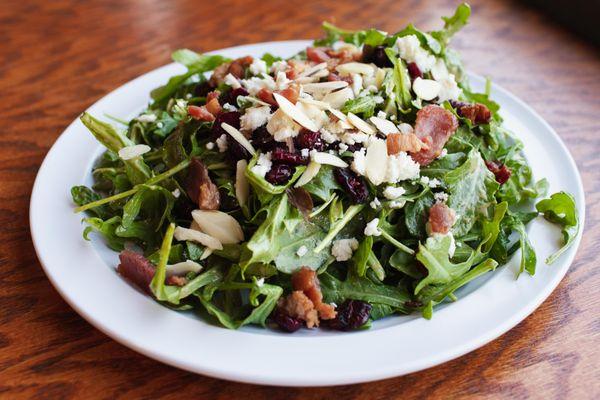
296, 245, 309, 257
185, 93, 192, 99
434, 192, 449, 203
137, 114, 157, 123
222, 103, 238, 112
256, 277, 265, 287
331, 238, 359, 261
377, 110, 387, 119
341, 131, 368, 145
241, 75, 275, 95
275, 71, 291, 90
389, 200, 407, 209
249, 59, 268, 76
251, 151, 272, 177
436, 74, 462, 103
266, 108, 301, 141
338, 143, 349, 153
373, 95, 384, 104
385, 152, 420, 182
351, 148, 367, 175
364, 218, 382, 237
171, 188, 181, 198
301, 148, 309, 158
370, 197, 381, 209
224, 73, 242, 89
430, 232, 456, 258
205, 142, 215, 150
420, 176, 441, 188
240, 106, 272, 133
383, 186, 406, 199
394, 34, 436, 72
271, 60, 288, 74
216, 134, 228, 153
320, 128, 338, 144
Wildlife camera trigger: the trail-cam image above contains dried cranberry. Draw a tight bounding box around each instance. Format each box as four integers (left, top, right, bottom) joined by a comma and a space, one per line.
485, 160, 511, 185
251, 125, 285, 152
265, 164, 295, 185
295, 129, 325, 151
329, 300, 372, 330
227, 135, 252, 161
271, 147, 309, 165
219, 87, 249, 106
211, 111, 241, 140
362, 45, 393, 68
334, 168, 369, 203
407, 62, 423, 80
193, 81, 212, 97
271, 309, 303, 333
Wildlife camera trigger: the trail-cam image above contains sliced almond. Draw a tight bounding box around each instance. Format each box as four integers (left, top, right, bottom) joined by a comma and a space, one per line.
221, 123, 256, 155
118, 144, 151, 160
273, 92, 318, 132
235, 159, 249, 207
174, 226, 223, 250
412, 78, 441, 101
191, 210, 244, 244
295, 161, 322, 187
375, 68, 386, 88
311, 69, 330, 79
199, 248, 213, 260
311, 151, 348, 168
301, 81, 349, 94
298, 96, 330, 109
369, 116, 400, 135
335, 62, 375, 76
347, 112, 376, 135
322, 87, 354, 109
166, 260, 203, 277
294, 76, 319, 84
298, 62, 328, 78
327, 108, 352, 128
365, 138, 388, 186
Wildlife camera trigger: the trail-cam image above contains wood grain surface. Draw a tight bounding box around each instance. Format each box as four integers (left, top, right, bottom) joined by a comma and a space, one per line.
1, 0, 598, 398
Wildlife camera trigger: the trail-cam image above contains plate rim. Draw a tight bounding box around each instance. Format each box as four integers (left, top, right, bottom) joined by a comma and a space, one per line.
30, 40, 585, 386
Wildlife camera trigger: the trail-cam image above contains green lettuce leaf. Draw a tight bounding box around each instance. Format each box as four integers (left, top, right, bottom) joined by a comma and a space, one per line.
536, 192, 579, 264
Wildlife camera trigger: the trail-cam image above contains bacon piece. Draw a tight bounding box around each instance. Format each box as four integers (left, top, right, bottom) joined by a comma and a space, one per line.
188, 105, 215, 122
206, 90, 220, 103
411, 105, 458, 166
209, 56, 254, 87
166, 275, 187, 287
428, 203, 457, 235
485, 160, 511, 184
326, 48, 362, 64
205, 98, 222, 116
306, 47, 331, 63
387, 132, 429, 155
185, 158, 220, 210
278, 291, 319, 328
257, 88, 277, 106
117, 250, 155, 294
291, 267, 336, 320
327, 72, 353, 84
277, 83, 300, 104
459, 103, 491, 125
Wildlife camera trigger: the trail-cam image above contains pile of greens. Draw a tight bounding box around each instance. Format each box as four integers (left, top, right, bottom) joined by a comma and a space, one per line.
72, 3, 579, 330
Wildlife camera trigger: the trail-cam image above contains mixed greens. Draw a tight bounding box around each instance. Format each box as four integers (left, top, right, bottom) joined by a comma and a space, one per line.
72, 3, 579, 332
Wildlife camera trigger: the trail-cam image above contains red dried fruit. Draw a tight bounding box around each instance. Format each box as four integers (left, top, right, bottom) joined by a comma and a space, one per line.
327, 299, 372, 331
334, 168, 369, 204
428, 202, 456, 234
271, 147, 309, 165
411, 105, 459, 166
271, 308, 303, 332
251, 125, 279, 152
265, 164, 295, 185
362, 45, 393, 68
407, 62, 423, 80
185, 158, 220, 210
485, 160, 512, 184
211, 111, 241, 140
295, 129, 326, 151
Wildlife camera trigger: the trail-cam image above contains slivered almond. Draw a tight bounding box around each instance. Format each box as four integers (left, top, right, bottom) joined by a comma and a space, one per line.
200, 248, 213, 260
321, 87, 354, 109
310, 151, 348, 168
221, 123, 256, 155
191, 210, 244, 244
235, 159, 249, 207
298, 96, 330, 109
386, 133, 429, 155
295, 161, 322, 187
335, 62, 375, 76
118, 144, 151, 160
166, 260, 203, 277
369, 116, 399, 135
298, 62, 328, 78
347, 112, 376, 135
301, 81, 349, 94
412, 78, 441, 101
365, 138, 388, 186
273, 92, 318, 132
174, 226, 223, 250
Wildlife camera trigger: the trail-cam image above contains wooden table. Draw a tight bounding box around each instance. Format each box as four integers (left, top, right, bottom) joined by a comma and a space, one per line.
1, 0, 598, 398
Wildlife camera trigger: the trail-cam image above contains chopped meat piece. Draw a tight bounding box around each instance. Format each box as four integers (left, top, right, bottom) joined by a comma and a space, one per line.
306, 47, 331, 63
278, 291, 320, 328
166, 275, 187, 286
459, 103, 491, 125
325, 48, 362, 64
327, 72, 353, 84
386, 132, 429, 154
209, 62, 231, 87
209, 56, 254, 87
428, 202, 456, 234
205, 98, 222, 116
411, 105, 458, 166
185, 158, 220, 210
117, 250, 155, 294
277, 83, 300, 104
291, 267, 336, 320
485, 160, 512, 184
206, 90, 221, 103
257, 88, 277, 106
188, 105, 215, 122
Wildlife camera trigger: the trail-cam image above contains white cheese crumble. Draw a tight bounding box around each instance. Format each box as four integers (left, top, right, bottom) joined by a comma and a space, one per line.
385, 152, 421, 183
331, 238, 359, 261
420, 176, 441, 188
383, 186, 406, 200
256, 277, 265, 287
301, 148, 309, 158
351, 148, 367, 175
395, 34, 436, 72
338, 143, 349, 153
240, 106, 272, 133
249, 59, 267, 76
266, 108, 301, 141
205, 142, 215, 150
216, 134, 228, 153
224, 73, 241, 89
222, 103, 237, 112
251, 151, 272, 177
364, 218, 382, 237
434, 192, 449, 203
275, 71, 291, 90
431, 232, 456, 258
436, 74, 462, 103
156, 122, 164, 128
270, 60, 288, 74
137, 114, 157, 123
320, 128, 339, 144
241, 74, 276, 95
296, 245, 309, 257
369, 197, 381, 209
171, 188, 181, 198
389, 200, 407, 209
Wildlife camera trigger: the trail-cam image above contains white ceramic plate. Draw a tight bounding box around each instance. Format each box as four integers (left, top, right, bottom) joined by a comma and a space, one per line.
30, 41, 585, 386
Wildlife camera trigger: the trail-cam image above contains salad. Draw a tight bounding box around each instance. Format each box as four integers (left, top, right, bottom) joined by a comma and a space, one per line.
72, 3, 579, 332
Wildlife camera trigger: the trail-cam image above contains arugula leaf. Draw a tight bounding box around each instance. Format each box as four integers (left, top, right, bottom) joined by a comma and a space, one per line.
342, 96, 377, 117
71, 186, 111, 219
82, 216, 127, 251
384, 48, 412, 110
536, 192, 580, 264
353, 236, 373, 277
445, 149, 499, 236
301, 165, 341, 202
431, 3, 471, 44
481, 201, 508, 252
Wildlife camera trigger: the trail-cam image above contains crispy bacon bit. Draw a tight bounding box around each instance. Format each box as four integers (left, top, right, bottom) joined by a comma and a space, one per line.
205, 98, 222, 116
257, 88, 277, 106
386, 132, 429, 154
411, 105, 458, 166
206, 90, 220, 103
209, 56, 254, 87
485, 160, 512, 184
306, 47, 331, 63
459, 103, 492, 125
117, 250, 155, 294
188, 105, 215, 122
326, 48, 362, 64
277, 83, 300, 104
327, 72, 353, 84
185, 158, 220, 210
291, 267, 336, 320
428, 203, 456, 235
278, 291, 320, 328
166, 275, 187, 287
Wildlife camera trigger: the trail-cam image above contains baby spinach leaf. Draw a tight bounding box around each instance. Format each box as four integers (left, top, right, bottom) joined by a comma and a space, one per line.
536, 192, 579, 264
